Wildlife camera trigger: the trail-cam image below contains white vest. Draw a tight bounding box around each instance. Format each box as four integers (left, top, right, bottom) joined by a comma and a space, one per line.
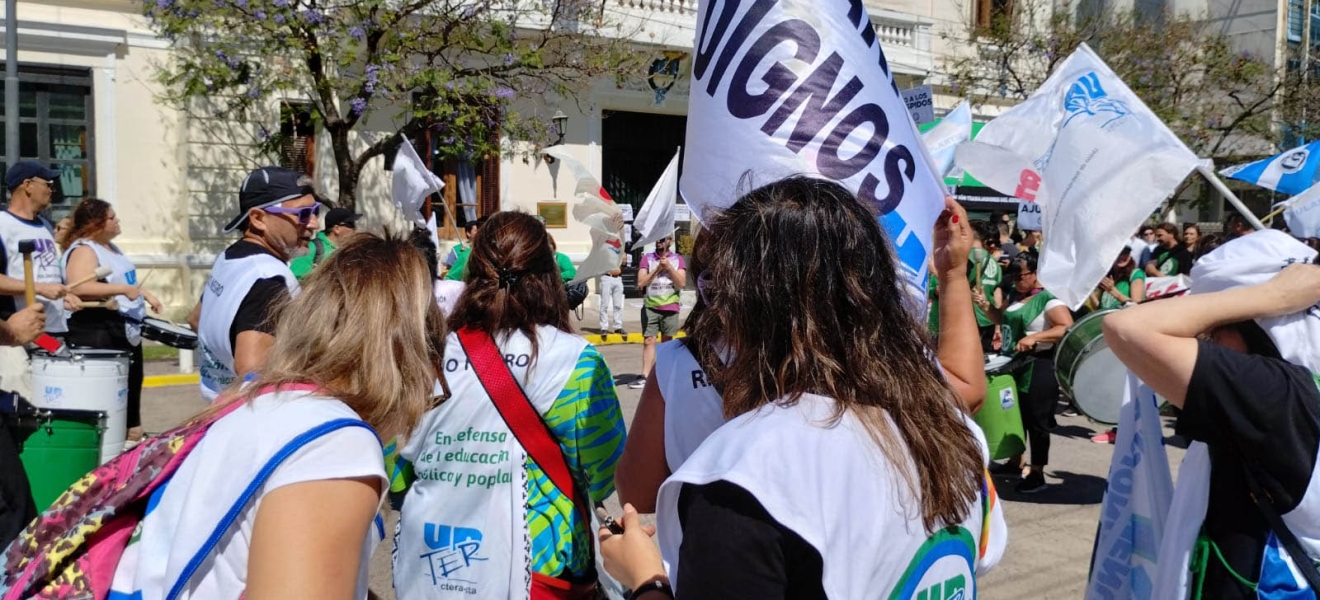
657, 394, 1008, 600
0, 212, 65, 332
62, 240, 146, 345
394, 326, 588, 600
197, 250, 297, 401
654, 340, 725, 472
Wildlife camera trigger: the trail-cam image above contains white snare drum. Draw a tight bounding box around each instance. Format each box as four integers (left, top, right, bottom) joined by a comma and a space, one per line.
142, 318, 198, 350
30, 349, 129, 463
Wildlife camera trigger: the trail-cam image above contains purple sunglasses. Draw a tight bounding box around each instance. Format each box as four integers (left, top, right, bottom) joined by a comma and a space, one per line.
263, 201, 322, 225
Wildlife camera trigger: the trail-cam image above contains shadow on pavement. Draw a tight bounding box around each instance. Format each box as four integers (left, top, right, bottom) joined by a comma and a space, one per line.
994, 470, 1107, 505
1052, 424, 1103, 440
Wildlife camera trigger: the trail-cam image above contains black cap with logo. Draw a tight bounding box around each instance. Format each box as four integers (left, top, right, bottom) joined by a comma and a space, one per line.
224, 166, 316, 233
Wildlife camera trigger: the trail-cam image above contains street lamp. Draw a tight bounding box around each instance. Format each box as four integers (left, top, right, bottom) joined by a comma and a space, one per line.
544, 110, 569, 163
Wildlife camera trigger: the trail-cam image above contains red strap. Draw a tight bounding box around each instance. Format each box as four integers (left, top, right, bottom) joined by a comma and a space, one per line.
457, 327, 580, 513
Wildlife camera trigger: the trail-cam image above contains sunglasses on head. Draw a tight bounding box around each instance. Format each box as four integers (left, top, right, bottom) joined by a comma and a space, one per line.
263, 201, 322, 225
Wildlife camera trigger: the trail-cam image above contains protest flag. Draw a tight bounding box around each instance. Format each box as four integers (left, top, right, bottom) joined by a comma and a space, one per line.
1220, 141, 1320, 196
542, 146, 627, 284
956, 43, 1201, 308
634, 148, 681, 248
679, 0, 948, 307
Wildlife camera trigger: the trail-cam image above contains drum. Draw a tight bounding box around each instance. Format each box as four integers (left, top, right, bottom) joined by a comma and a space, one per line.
30, 349, 129, 463
142, 317, 198, 350
17, 408, 104, 511
1055, 309, 1125, 425
974, 354, 1026, 460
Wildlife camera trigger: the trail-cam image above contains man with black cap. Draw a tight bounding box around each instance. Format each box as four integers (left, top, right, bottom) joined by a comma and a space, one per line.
191, 166, 318, 401
289, 207, 360, 280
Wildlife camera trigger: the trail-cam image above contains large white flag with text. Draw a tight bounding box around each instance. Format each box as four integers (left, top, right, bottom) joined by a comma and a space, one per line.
961, 44, 1200, 308
680, 0, 947, 306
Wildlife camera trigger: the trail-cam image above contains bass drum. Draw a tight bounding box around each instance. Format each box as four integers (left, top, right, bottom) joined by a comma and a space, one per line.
1054, 309, 1125, 425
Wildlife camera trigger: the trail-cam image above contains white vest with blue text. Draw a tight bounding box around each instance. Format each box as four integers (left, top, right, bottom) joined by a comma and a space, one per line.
196, 250, 296, 401
0, 212, 65, 332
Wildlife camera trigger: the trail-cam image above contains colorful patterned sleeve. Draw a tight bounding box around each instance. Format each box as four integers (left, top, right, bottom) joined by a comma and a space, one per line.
526, 344, 627, 577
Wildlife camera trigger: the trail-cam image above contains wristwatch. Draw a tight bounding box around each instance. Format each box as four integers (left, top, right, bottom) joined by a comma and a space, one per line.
628, 579, 675, 600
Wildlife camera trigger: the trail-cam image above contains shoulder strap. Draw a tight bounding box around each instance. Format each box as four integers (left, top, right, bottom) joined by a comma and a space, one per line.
311, 238, 327, 265
455, 327, 586, 522
1242, 464, 1320, 592
165, 411, 376, 600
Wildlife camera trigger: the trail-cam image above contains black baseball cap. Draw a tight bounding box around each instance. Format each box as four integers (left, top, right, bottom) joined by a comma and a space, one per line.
324, 207, 361, 230
225, 166, 316, 233
5, 161, 60, 191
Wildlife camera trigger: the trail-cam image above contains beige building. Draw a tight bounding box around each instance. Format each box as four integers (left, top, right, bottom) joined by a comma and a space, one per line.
2, 0, 985, 315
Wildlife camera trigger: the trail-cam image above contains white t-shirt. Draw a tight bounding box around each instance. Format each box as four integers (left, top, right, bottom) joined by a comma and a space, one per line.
110, 392, 386, 600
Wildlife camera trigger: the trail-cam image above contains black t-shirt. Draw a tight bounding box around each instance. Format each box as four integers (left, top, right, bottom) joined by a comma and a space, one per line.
1151, 244, 1193, 276
1176, 341, 1320, 599
675, 481, 826, 600
222, 240, 291, 350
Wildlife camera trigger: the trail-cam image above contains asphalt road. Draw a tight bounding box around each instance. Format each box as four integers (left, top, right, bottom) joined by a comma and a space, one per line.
140, 343, 1186, 599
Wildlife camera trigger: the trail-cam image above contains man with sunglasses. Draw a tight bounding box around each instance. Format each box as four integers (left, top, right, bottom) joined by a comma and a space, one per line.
193, 166, 319, 401
289, 207, 360, 280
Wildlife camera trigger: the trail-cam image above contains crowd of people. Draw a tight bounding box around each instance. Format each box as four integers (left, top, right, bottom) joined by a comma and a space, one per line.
1, 153, 1319, 600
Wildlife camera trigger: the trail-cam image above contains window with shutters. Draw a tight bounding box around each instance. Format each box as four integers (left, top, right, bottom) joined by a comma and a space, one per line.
418, 123, 501, 240
278, 102, 315, 176
975, 0, 1013, 30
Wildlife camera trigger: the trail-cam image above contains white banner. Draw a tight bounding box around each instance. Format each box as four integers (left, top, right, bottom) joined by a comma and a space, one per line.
680, 0, 947, 306
1017, 201, 1042, 231
634, 148, 681, 247
391, 137, 445, 228
966, 43, 1200, 308
922, 100, 972, 178
1086, 374, 1174, 600
901, 85, 936, 126
1285, 182, 1320, 239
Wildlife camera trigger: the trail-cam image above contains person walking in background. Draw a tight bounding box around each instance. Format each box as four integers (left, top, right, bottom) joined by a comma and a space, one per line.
192, 166, 317, 401
629, 235, 685, 389
289, 207, 360, 280
108, 233, 445, 600
598, 247, 626, 336
444, 217, 481, 274
393, 211, 625, 600
61, 198, 165, 446
1146, 223, 1193, 277
1183, 223, 1202, 256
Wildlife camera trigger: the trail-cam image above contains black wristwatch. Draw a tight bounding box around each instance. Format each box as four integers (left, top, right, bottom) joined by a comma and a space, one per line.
628, 579, 675, 600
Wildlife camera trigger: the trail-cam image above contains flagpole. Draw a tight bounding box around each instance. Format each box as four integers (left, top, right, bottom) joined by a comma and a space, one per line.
1196, 165, 1267, 231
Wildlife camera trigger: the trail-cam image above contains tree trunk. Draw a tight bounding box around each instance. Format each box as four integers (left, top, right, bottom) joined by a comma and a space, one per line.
330, 126, 360, 211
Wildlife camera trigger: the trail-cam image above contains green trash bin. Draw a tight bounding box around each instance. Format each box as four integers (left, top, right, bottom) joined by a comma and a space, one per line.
974, 355, 1026, 461
18, 409, 104, 511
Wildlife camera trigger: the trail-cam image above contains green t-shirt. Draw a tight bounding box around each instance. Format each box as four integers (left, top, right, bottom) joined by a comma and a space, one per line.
288, 231, 336, 280
926, 272, 940, 337
1001, 290, 1063, 353
1099, 270, 1146, 311
970, 248, 1002, 327
556, 252, 577, 283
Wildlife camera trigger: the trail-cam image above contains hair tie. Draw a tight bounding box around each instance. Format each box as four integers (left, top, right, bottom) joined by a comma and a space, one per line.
498, 267, 521, 290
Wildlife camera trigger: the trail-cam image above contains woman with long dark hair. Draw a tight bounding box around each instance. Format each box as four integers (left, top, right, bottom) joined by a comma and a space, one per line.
1090, 246, 1146, 311
600, 178, 1005, 599
977, 253, 1074, 492
61, 198, 165, 445
394, 211, 626, 600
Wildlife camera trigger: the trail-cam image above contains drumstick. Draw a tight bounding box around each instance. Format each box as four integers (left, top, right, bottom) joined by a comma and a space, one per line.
135, 269, 154, 289
66, 266, 115, 290
79, 299, 119, 311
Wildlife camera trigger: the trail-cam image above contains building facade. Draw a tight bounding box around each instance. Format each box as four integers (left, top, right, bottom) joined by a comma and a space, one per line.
3, 0, 986, 314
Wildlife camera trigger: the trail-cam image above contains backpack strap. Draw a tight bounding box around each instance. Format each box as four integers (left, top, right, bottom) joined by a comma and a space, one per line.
455, 327, 590, 530
164, 417, 377, 600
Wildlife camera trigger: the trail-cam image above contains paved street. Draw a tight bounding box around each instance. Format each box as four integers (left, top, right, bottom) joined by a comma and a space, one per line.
141, 344, 1186, 599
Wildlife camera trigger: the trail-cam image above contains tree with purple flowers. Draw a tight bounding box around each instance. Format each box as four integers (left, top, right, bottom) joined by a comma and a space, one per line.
141, 0, 644, 209
941, 0, 1320, 161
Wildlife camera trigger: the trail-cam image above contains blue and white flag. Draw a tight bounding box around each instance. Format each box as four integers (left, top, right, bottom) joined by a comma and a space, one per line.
680, 0, 947, 309
1220, 141, 1320, 196
922, 100, 972, 177
1086, 373, 1174, 600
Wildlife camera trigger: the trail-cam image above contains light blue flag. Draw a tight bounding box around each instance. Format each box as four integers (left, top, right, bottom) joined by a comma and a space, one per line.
1219, 141, 1320, 195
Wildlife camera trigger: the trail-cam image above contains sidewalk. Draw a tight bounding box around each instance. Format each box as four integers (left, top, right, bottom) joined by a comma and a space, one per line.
572, 290, 696, 344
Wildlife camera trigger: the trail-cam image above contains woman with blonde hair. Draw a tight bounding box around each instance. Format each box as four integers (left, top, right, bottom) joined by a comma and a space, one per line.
61, 198, 165, 444
394, 211, 626, 600
107, 232, 446, 599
